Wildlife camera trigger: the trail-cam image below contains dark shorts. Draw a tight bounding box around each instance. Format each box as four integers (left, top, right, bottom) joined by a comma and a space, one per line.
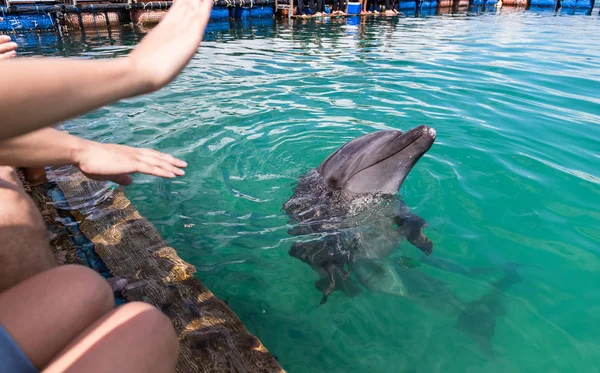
0, 324, 37, 373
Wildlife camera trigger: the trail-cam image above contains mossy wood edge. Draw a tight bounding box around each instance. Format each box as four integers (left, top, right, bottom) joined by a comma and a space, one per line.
32, 168, 284, 373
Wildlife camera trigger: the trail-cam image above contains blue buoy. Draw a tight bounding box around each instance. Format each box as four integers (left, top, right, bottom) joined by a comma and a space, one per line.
250, 6, 274, 17
398, 0, 417, 9
529, 0, 556, 7
205, 20, 231, 34
210, 6, 230, 19
347, 15, 360, 25
347, 2, 362, 13
420, 0, 438, 8
0, 14, 55, 31
560, 0, 593, 7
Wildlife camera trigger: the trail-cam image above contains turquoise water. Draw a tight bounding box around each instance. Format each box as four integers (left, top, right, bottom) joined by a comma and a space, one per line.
11, 10, 600, 372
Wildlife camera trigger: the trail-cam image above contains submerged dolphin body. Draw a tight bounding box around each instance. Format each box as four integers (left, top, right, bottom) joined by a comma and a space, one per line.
284, 125, 437, 304
283, 125, 523, 356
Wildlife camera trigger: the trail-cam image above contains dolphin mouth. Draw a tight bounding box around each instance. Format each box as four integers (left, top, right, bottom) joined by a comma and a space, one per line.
347, 125, 436, 180
377, 125, 435, 166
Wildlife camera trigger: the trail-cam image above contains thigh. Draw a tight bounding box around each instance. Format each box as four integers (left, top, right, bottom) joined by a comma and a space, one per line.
0, 265, 114, 370
44, 302, 179, 373
0, 166, 57, 291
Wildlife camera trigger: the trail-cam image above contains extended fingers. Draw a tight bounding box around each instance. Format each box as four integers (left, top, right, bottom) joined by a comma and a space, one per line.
137, 149, 186, 177
0, 35, 18, 59
141, 148, 187, 168
0, 41, 17, 53
135, 162, 179, 178
0, 50, 17, 60
133, 150, 186, 178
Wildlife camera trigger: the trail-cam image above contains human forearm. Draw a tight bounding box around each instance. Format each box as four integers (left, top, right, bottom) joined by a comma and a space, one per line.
0, 127, 85, 168
0, 58, 146, 141
0, 127, 187, 185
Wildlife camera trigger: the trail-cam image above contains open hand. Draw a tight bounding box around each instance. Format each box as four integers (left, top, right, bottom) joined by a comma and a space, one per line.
74, 141, 187, 185
0, 35, 17, 60
128, 0, 213, 94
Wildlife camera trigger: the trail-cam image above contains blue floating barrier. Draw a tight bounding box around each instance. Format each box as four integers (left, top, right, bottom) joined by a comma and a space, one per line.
420, 0, 437, 8
251, 16, 275, 28
398, 0, 417, 9
420, 5, 436, 14
0, 13, 54, 31
238, 7, 252, 18
576, 0, 593, 7
561, 0, 593, 7
347, 2, 361, 13
210, 6, 230, 19
347, 15, 360, 25
205, 20, 231, 33
529, 0, 556, 7
250, 5, 274, 17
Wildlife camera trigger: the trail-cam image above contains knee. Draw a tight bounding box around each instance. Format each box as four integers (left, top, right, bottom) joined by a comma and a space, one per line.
0, 175, 45, 236
123, 302, 179, 358
52, 265, 115, 316
0, 166, 19, 184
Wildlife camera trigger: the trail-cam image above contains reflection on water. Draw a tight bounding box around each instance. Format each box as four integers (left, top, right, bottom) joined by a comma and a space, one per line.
8, 5, 596, 57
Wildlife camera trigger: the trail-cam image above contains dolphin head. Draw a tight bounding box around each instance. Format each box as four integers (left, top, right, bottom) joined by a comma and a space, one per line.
317, 125, 436, 195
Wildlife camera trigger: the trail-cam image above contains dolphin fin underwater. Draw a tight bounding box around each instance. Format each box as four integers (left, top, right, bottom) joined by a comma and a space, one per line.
396, 255, 526, 357
455, 264, 523, 357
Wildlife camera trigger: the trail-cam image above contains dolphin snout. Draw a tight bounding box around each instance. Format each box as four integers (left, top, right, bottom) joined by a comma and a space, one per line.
428, 127, 436, 138
414, 125, 436, 140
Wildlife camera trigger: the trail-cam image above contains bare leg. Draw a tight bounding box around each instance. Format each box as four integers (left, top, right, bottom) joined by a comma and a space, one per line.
0, 166, 56, 292
0, 265, 179, 372
45, 302, 179, 373
23, 167, 48, 186
0, 265, 114, 369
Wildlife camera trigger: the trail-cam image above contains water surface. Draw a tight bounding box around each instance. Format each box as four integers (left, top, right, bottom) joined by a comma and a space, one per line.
11, 9, 600, 372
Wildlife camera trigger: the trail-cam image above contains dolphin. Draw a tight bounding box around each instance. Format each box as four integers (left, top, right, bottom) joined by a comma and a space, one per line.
283, 125, 525, 356
283, 125, 437, 305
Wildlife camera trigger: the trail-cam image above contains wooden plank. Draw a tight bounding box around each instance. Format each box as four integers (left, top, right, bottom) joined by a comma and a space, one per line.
47, 167, 284, 373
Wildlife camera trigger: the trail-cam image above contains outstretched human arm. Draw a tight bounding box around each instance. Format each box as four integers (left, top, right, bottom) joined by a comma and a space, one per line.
0, 127, 187, 185
0, 0, 212, 141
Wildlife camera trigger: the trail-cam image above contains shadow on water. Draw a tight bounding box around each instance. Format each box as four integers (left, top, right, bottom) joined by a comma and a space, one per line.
455, 266, 522, 357
392, 254, 526, 357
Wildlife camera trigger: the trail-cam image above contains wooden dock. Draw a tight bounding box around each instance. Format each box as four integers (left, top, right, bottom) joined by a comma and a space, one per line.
25, 167, 284, 373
